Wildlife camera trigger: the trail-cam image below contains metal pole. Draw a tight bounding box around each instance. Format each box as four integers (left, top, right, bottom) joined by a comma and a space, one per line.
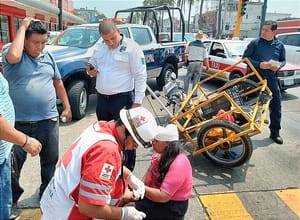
58, 0, 63, 31
260, 0, 267, 35
234, 0, 242, 38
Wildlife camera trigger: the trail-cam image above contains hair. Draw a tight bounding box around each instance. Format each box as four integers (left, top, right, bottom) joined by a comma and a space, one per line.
157, 141, 181, 183
264, 20, 277, 31
25, 20, 48, 39
116, 118, 130, 138
98, 20, 118, 35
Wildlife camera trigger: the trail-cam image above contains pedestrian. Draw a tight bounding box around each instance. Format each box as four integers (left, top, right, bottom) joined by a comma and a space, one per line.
1, 17, 72, 204
243, 20, 286, 144
135, 124, 193, 220
0, 73, 41, 220
86, 19, 147, 171
183, 30, 209, 95
40, 107, 158, 219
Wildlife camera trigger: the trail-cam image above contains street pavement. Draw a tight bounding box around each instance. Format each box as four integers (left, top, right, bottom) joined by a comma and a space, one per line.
13, 75, 300, 219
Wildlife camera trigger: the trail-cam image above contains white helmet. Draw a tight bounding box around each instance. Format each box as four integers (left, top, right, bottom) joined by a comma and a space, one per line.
120, 107, 158, 148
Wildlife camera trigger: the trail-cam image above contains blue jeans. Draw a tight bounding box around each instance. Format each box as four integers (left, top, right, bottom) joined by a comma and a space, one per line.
11, 118, 59, 202
0, 156, 12, 219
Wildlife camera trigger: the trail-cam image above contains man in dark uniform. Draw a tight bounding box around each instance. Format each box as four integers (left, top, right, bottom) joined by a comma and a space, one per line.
243, 20, 286, 144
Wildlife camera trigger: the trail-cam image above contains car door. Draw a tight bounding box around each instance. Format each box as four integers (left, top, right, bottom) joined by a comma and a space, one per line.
206, 42, 227, 79
277, 33, 300, 65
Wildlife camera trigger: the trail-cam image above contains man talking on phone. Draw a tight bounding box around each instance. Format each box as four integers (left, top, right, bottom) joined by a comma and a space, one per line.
86, 19, 147, 171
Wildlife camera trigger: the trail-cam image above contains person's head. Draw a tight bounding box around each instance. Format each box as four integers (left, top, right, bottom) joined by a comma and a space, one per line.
152, 124, 181, 183
195, 30, 204, 41
99, 20, 122, 49
24, 20, 48, 58
261, 20, 277, 41
152, 124, 179, 153
119, 107, 158, 150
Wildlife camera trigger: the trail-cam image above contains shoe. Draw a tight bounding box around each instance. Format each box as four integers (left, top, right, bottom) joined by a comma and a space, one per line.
270, 134, 283, 144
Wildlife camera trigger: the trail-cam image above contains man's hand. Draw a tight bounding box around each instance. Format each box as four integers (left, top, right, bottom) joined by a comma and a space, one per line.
127, 173, 145, 199
23, 137, 42, 157
121, 207, 146, 220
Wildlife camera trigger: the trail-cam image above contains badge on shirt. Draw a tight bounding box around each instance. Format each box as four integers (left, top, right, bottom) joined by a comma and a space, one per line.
99, 163, 114, 180
141, 57, 145, 65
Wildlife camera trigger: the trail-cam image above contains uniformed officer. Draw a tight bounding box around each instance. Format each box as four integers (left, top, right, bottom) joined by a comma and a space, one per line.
86, 20, 147, 171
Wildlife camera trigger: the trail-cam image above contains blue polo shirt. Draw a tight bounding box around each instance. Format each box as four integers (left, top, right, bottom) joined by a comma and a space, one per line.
0, 73, 15, 162
2, 44, 61, 121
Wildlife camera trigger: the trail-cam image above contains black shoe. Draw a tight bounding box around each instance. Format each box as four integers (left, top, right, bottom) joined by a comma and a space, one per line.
270, 134, 283, 144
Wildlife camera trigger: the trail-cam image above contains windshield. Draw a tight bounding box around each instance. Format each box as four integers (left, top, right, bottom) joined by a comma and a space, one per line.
223, 42, 248, 57
173, 33, 195, 42
50, 26, 100, 48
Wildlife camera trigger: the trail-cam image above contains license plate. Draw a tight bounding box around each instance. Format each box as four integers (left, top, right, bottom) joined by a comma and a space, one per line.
284, 78, 294, 86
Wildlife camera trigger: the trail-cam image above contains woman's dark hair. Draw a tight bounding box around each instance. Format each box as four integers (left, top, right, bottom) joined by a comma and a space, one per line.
25, 20, 48, 39
157, 141, 181, 183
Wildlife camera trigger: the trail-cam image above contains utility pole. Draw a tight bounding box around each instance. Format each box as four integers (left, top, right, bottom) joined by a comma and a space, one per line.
58, 0, 63, 31
260, 0, 267, 35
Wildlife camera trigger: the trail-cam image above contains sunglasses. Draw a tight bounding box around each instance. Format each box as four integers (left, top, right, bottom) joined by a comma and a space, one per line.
126, 110, 152, 148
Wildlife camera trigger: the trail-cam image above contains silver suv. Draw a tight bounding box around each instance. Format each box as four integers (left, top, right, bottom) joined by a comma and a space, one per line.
277, 32, 300, 65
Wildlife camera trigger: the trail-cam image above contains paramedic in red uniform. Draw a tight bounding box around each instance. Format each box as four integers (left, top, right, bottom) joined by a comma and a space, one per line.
40, 107, 158, 220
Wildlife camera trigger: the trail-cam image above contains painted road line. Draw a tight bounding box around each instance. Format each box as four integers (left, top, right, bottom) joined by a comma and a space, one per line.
276, 189, 300, 218
16, 208, 41, 220
199, 193, 253, 220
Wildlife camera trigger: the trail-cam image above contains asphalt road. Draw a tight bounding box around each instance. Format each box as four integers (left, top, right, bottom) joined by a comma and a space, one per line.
15, 70, 300, 219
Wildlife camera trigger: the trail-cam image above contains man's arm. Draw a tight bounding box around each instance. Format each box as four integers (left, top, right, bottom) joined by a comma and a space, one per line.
53, 79, 72, 122
5, 17, 33, 64
130, 45, 147, 107
78, 200, 122, 219
0, 115, 42, 156
242, 40, 261, 68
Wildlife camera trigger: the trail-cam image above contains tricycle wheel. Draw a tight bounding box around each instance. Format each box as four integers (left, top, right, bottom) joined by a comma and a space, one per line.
197, 120, 253, 167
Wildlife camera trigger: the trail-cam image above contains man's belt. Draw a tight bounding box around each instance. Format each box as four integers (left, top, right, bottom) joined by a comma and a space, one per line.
97, 91, 133, 99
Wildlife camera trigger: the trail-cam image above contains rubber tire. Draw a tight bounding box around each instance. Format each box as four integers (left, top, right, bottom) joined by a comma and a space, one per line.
156, 63, 175, 89
67, 80, 88, 120
197, 120, 253, 167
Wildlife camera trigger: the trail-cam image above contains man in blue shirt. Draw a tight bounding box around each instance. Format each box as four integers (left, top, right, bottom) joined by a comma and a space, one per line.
2, 17, 72, 205
243, 20, 286, 144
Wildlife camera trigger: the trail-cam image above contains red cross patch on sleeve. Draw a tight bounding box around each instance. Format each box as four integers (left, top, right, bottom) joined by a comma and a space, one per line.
99, 163, 114, 180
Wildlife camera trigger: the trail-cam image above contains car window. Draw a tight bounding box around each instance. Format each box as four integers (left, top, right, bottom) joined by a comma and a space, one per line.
277, 35, 287, 44
131, 27, 152, 45
211, 42, 224, 56
120, 28, 130, 38
52, 26, 100, 48
286, 34, 300, 47
223, 42, 248, 57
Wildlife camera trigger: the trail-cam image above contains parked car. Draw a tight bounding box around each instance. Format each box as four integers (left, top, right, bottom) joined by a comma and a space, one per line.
276, 32, 300, 65
201, 39, 300, 91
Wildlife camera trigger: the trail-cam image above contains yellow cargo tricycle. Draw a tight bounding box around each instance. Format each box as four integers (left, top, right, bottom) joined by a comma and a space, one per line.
147, 58, 272, 167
